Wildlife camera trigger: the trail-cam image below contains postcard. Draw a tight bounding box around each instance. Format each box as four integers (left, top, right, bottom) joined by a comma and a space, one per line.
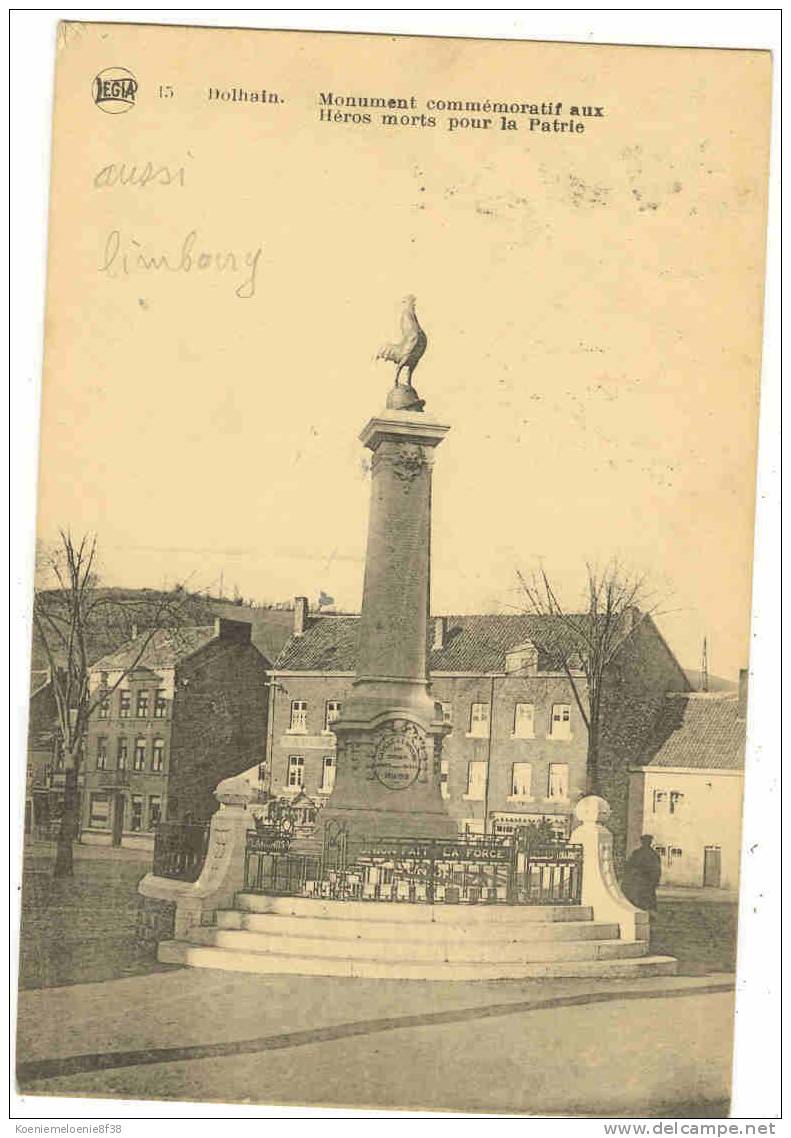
15, 17, 773, 1120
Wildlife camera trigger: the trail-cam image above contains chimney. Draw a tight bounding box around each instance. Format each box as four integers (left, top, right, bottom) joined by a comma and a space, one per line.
294, 596, 309, 637
738, 668, 749, 719
622, 606, 641, 635
432, 616, 447, 651
214, 617, 252, 643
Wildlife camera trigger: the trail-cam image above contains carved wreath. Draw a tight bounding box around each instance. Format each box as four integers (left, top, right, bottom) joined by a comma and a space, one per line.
374, 444, 426, 484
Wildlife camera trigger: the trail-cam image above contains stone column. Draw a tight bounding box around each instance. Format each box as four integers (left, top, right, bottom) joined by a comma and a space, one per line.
320, 386, 456, 849
573, 796, 650, 944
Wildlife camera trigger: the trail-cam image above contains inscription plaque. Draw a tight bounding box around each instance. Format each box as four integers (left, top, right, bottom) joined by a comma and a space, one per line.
372, 730, 422, 790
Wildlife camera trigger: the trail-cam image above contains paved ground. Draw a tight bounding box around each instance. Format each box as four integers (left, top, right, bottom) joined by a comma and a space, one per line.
15, 843, 738, 1115
658, 886, 738, 904
17, 844, 159, 990
651, 896, 738, 975
16, 970, 734, 1115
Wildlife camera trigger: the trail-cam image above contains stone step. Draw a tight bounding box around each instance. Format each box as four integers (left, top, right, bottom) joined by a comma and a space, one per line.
215, 909, 622, 944
235, 893, 595, 925
158, 939, 677, 981
189, 926, 645, 964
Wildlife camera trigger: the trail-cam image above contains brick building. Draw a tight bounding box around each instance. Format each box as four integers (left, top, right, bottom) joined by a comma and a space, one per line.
627, 676, 747, 889
82, 617, 269, 849
257, 600, 690, 850
24, 671, 76, 837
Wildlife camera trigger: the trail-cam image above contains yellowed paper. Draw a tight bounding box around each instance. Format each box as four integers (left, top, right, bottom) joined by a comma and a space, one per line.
19, 20, 772, 1118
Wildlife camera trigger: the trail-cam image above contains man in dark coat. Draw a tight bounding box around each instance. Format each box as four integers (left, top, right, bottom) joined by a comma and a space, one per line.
621, 834, 662, 911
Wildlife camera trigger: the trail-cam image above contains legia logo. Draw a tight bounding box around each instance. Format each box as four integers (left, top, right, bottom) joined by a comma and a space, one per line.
93, 67, 138, 114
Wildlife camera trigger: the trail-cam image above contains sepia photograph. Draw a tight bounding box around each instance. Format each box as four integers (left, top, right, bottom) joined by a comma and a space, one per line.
10, 11, 779, 1123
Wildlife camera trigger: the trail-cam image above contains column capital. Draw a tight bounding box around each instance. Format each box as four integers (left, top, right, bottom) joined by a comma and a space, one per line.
360, 411, 450, 452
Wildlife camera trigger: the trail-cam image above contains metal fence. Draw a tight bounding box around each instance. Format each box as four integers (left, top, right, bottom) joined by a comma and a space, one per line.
242, 827, 583, 906
244, 831, 321, 896
152, 821, 210, 882
511, 844, 583, 905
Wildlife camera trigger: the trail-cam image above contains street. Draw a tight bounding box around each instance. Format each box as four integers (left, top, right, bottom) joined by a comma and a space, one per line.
16, 968, 732, 1115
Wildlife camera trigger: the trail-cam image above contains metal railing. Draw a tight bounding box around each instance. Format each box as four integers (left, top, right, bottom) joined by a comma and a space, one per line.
242, 826, 583, 905
152, 821, 210, 882
512, 844, 583, 905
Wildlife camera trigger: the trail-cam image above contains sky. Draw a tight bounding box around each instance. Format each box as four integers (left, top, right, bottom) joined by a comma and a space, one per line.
34, 23, 772, 680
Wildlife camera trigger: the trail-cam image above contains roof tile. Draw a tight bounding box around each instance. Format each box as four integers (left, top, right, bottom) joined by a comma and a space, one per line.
643, 695, 746, 771
91, 626, 216, 672
275, 613, 588, 673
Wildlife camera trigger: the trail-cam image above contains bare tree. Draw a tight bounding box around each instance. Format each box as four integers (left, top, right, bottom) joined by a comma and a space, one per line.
33, 531, 198, 877
517, 561, 655, 797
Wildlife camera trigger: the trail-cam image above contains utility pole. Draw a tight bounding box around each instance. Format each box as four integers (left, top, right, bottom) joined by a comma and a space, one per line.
700, 637, 709, 692
483, 673, 496, 836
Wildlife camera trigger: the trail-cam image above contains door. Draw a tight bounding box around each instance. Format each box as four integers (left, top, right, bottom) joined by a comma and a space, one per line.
703, 846, 721, 888
111, 793, 125, 847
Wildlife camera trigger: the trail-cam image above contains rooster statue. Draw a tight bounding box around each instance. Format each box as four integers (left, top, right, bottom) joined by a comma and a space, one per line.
376, 295, 428, 388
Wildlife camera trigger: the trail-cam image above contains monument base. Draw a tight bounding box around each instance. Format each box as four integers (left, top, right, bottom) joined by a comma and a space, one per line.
159, 893, 678, 981
317, 707, 456, 852
314, 803, 458, 860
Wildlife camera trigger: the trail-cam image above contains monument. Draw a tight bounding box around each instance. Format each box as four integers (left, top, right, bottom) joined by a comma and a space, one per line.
143, 300, 676, 981
320, 296, 456, 848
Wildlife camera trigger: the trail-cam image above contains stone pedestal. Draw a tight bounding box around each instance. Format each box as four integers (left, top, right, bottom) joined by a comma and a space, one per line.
572, 796, 650, 944
320, 390, 456, 849
138, 775, 256, 939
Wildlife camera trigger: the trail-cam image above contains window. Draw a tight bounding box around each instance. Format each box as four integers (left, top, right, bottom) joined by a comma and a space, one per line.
469, 703, 490, 738
324, 700, 341, 731
287, 755, 305, 788
119, 690, 131, 718
440, 758, 450, 799
549, 704, 572, 740
148, 795, 162, 830
653, 789, 684, 814
439, 702, 453, 725
548, 763, 569, 800
152, 738, 165, 773
289, 701, 308, 733
320, 755, 336, 793
136, 691, 149, 718
133, 736, 146, 771
669, 846, 683, 864
96, 737, 108, 771
130, 795, 144, 832
465, 760, 487, 800
511, 762, 532, 798
513, 703, 535, 738
89, 793, 111, 829
154, 690, 167, 719
97, 673, 109, 717
117, 737, 128, 770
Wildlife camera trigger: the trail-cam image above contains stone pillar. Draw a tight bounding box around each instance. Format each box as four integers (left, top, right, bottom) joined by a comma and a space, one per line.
138, 775, 256, 939
321, 385, 456, 849
573, 796, 650, 944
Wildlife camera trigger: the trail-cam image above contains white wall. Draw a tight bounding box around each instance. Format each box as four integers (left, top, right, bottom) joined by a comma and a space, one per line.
628, 768, 744, 889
